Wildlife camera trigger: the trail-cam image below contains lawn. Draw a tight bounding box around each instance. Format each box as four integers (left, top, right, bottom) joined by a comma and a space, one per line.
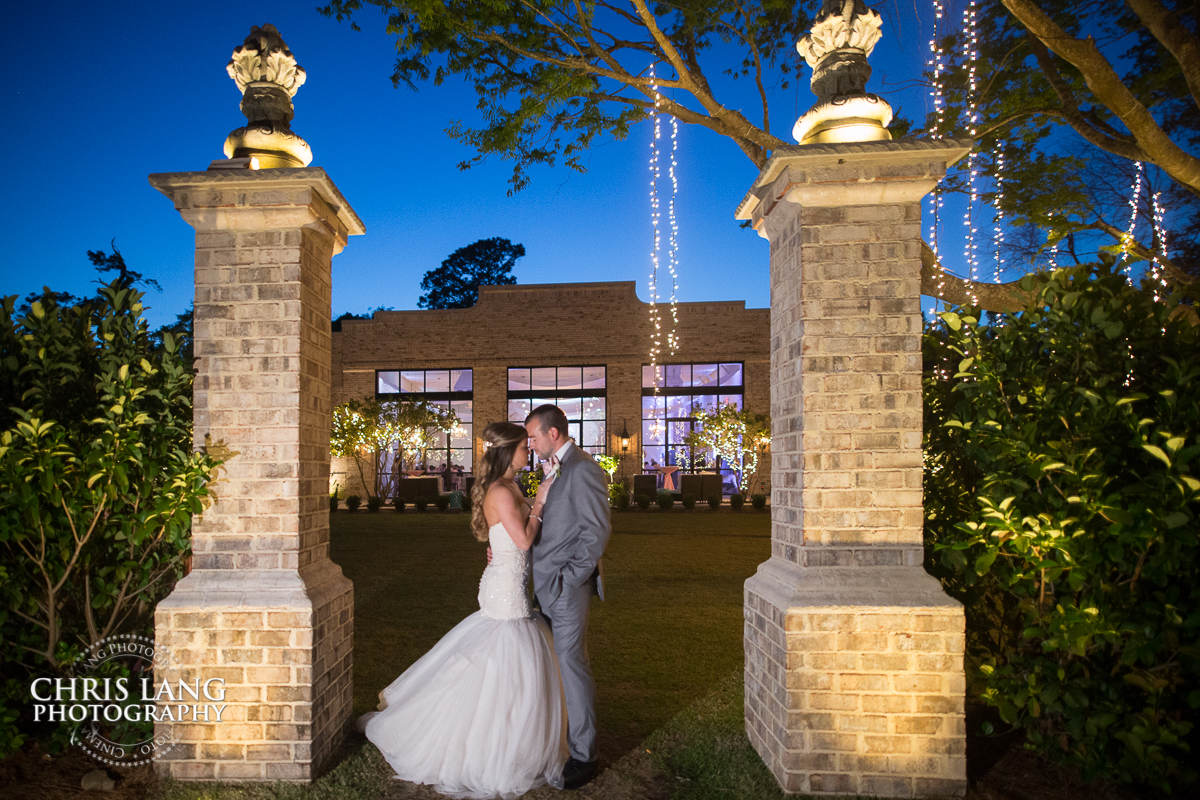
330, 507, 772, 762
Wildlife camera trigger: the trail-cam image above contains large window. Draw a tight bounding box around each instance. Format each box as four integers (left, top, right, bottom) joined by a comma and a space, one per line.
507, 366, 607, 457
642, 363, 743, 492
376, 369, 473, 472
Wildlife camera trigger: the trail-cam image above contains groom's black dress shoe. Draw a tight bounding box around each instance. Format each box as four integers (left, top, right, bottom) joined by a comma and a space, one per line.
561, 757, 599, 790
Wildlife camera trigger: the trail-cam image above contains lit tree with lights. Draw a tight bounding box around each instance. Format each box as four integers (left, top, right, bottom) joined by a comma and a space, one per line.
682, 402, 770, 494
330, 398, 460, 499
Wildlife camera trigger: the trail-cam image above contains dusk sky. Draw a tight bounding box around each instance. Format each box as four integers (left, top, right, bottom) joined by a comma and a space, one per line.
2, 1, 937, 330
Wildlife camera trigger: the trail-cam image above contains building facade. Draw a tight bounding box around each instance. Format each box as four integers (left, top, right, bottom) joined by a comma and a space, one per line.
330, 281, 769, 497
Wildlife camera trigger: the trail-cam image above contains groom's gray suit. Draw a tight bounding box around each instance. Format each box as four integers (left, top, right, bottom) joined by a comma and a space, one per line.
531, 441, 610, 763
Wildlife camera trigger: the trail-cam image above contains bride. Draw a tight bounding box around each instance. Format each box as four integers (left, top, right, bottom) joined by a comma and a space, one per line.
358, 422, 568, 798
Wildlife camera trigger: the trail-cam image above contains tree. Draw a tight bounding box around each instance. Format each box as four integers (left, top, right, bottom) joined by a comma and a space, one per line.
417, 238, 524, 309
330, 397, 460, 498
924, 0, 1200, 308
323, 0, 1199, 307
923, 262, 1199, 789
0, 283, 224, 755
681, 402, 770, 493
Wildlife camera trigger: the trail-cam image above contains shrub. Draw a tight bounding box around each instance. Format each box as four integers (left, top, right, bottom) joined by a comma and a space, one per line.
391, 497, 406, 513
345, 495, 362, 512
367, 496, 383, 513
681, 493, 696, 510
729, 493, 745, 511
460, 492, 472, 513
925, 263, 1200, 790
656, 490, 674, 511
634, 493, 651, 511
0, 281, 223, 757
330, 494, 340, 512
414, 497, 429, 513
435, 495, 451, 512
706, 495, 722, 510
608, 481, 628, 509
750, 494, 767, 510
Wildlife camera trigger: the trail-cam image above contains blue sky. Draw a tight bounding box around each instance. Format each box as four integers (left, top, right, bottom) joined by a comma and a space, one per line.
1, 1, 935, 330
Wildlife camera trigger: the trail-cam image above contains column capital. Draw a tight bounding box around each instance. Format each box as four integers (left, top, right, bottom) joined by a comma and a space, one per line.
737, 138, 973, 239
149, 167, 365, 254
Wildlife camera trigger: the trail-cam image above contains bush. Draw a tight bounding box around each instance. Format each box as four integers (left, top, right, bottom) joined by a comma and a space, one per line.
330, 494, 340, 512
634, 493, 651, 511
414, 497, 429, 513
925, 263, 1200, 790
681, 493, 696, 510
460, 492, 472, 513
391, 496, 406, 513
656, 490, 674, 511
750, 494, 767, 510
608, 481, 629, 510
0, 281, 223, 757
345, 495, 362, 512
706, 495, 722, 510
367, 496, 383, 513
435, 495, 451, 512
729, 494, 744, 511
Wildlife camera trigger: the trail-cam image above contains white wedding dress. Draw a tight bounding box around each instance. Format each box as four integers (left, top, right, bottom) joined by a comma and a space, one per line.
361, 522, 567, 798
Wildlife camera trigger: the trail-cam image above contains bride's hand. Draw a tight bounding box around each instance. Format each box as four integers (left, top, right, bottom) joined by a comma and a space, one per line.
534, 475, 554, 507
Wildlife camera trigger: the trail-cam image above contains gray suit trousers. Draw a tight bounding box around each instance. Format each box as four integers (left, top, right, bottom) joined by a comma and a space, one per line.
542, 581, 597, 762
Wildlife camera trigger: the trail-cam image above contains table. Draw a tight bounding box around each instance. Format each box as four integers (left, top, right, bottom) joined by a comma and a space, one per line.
656, 465, 681, 491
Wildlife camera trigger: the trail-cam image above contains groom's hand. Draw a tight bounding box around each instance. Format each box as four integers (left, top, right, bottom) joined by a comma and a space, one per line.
486, 546, 493, 565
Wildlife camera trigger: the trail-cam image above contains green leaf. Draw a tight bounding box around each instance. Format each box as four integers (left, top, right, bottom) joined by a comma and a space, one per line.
1142, 445, 1171, 467
1164, 512, 1189, 529
941, 312, 962, 331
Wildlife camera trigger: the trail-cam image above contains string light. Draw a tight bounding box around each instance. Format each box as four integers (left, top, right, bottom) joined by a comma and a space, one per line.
993, 142, 1006, 283
926, 0, 948, 320
666, 111, 680, 353
1121, 161, 1145, 281
961, 0, 980, 305
648, 62, 663, 401
1150, 188, 1170, 301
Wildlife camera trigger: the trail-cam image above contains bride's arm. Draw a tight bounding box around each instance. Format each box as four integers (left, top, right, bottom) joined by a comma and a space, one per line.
494, 485, 544, 551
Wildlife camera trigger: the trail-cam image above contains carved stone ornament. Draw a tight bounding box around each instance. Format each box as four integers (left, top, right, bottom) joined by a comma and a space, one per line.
793, 0, 893, 146
222, 24, 313, 168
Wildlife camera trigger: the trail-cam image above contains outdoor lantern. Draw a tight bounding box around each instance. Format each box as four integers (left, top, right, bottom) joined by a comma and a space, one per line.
620, 420, 631, 453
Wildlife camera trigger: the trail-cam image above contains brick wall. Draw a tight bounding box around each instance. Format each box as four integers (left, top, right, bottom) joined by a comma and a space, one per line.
330, 282, 770, 495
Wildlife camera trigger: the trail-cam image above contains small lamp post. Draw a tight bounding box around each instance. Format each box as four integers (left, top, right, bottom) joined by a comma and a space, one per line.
620, 420, 631, 454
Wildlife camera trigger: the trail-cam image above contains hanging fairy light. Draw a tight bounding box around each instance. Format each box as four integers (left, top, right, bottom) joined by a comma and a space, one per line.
926, 0, 949, 320
1122, 161, 1145, 281
666, 111, 680, 353
1150, 188, 1170, 300
648, 62, 664, 394
993, 142, 1006, 283
961, 0, 980, 305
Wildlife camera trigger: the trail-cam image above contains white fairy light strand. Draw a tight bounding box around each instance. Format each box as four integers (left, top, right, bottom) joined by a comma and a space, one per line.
1150, 188, 1170, 300
648, 63, 663, 399
1122, 161, 1145, 281
993, 143, 1005, 283
926, 0, 949, 320
962, 0, 980, 304
666, 112, 680, 353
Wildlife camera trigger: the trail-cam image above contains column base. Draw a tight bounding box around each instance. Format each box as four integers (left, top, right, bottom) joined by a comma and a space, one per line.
153, 560, 353, 782
745, 558, 967, 797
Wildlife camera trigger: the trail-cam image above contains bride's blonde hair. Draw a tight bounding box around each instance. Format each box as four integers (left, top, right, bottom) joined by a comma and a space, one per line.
470, 422, 529, 542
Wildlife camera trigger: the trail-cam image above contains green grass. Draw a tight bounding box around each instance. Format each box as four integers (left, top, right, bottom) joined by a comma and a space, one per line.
332, 508, 771, 759
644, 670, 784, 800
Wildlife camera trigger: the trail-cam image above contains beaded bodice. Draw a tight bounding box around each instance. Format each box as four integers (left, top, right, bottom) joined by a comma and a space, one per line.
478, 522, 532, 620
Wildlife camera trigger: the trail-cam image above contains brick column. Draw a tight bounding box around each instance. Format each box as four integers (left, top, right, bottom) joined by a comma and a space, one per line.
736, 139, 973, 798
148, 168, 365, 781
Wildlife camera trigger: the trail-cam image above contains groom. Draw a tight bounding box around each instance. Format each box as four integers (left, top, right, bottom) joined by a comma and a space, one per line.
525, 404, 610, 790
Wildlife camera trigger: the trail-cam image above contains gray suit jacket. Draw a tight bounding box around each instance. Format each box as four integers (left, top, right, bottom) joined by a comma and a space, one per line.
531, 441, 611, 609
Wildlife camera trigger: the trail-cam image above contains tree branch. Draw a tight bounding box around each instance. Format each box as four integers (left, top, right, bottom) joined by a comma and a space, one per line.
1002, 0, 1200, 195
1123, 0, 1200, 113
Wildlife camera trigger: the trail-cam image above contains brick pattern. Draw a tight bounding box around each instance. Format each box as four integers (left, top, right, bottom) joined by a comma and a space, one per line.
329, 282, 770, 494
744, 597, 967, 796
739, 144, 970, 798
148, 170, 361, 782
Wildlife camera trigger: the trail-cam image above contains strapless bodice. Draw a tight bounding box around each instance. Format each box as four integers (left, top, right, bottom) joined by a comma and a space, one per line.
478, 522, 531, 620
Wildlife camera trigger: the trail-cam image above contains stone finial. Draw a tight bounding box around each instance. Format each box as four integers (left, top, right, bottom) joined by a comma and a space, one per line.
223, 24, 313, 168
792, 0, 893, 145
